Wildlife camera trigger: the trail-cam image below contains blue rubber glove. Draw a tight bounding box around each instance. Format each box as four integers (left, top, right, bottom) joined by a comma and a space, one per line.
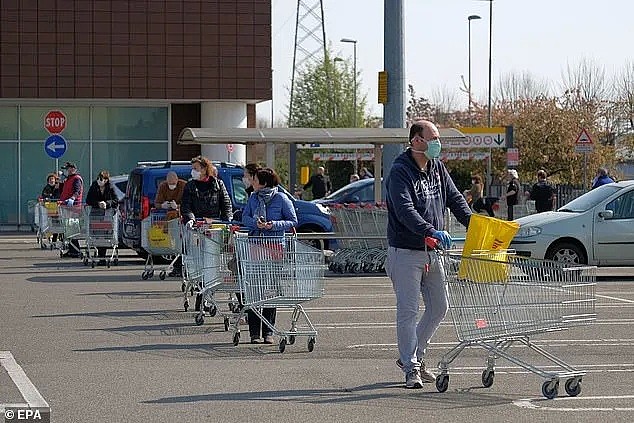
431, 230, 452, 249
65, 198, 74, 207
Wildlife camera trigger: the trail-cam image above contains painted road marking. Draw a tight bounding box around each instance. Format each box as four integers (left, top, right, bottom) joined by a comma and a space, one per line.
0, 352, 49, 413
513, 395, 634, 411
346, 340, 634, 348
596, 294, 634, 303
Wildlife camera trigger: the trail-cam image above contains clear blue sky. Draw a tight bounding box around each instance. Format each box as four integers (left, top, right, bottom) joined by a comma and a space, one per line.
256, 0, 633, 124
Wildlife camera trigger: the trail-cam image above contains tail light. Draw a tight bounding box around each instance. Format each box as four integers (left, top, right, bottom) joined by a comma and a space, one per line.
141, 195, 151, 219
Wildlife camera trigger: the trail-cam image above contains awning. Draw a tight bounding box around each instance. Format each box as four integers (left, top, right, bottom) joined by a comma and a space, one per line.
178, 127, 466, 145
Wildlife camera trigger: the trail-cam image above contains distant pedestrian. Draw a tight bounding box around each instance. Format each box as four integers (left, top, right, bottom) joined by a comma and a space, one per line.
85, 170, 118, 265
591, 167, 614, 190
59, 162, 84, 258
359, 167, 373, 179
504, 169, 520, 220
469, 175, 495, 217
528, 170, 556, 213
303, 166, 331, 199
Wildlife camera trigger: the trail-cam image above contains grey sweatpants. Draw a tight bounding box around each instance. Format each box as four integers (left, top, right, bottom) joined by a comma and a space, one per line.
386, 246, 448, 373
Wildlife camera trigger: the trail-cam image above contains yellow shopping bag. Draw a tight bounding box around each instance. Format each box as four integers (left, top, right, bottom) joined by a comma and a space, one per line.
148, 224, 172, 248
458, 214, 519, 283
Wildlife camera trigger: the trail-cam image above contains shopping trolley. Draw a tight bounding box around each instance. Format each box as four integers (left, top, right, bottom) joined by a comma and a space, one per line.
57, 204, 86, 258
36, 200, 64, 250
180, 221, 224, 312
193, 223, 242, 331
84, 206, 119, 268
435, 249, 596, 399
140, 209, 182, 280
230, 232, 325, 353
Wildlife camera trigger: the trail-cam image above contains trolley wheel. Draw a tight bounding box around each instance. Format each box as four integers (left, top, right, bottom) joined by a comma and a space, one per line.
541, 380, 559, 399
83, 258, 89, 266
91, 261, 95, 268
159, 271, 166, 280
141, 271, 149, 280
279, 338, 287, 353
307, 337, 315, 353
232, 332, 240, 346
194, 313, 205, 326
106, 260, 111, 268
223, 317, 229, 332
183, 300, 189, 312
113, 258, 119, 266
148, 270, 154, 278
181, 282, 186, 292
288, 335, 296, 345
481, 370, 495, 388
435, 374, 449, 393
209, 306, 217, 317
564, 378, 582, 397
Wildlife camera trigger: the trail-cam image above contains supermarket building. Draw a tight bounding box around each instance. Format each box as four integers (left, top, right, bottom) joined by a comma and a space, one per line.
0, 0, 271, 228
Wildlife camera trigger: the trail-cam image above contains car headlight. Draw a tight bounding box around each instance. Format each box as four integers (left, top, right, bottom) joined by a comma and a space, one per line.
316, 203, 330, 215
515, 226, 542, 238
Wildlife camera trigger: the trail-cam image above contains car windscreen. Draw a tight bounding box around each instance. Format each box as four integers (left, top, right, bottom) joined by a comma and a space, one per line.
559, 185, 621, 212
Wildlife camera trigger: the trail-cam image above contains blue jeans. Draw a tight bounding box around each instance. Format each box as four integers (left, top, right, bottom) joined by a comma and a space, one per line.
386, 247, 448, 373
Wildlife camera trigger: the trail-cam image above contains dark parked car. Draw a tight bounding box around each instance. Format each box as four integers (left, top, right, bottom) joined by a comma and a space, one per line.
122, 161, 334, 259
314, 178, 381, 206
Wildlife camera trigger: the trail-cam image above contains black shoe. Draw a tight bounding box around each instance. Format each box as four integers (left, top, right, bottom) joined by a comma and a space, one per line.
168, 269, 182, 277
250, 337, 261, 344
194, 293, 202, 312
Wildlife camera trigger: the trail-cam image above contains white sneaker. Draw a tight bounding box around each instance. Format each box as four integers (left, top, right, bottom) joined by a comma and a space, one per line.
405, 369, 423, 389
397, 359, 436, 383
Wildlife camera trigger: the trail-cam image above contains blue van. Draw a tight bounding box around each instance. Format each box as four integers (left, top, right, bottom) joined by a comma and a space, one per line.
122, 161, 333, 258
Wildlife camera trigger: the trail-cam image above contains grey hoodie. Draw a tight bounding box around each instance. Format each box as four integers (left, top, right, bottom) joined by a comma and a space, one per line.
386, 149, 471, 250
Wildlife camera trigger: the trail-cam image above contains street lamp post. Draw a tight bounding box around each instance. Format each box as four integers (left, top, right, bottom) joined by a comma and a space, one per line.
341, 38, 358, 172
485, 0, 493, 127
467, 15, 481, 125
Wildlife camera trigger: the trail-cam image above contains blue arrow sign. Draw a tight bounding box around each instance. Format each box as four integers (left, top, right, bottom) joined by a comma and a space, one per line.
44, 134, 67, 159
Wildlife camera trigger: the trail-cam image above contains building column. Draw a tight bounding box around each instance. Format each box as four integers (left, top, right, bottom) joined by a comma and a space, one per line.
200, 101, 247, 165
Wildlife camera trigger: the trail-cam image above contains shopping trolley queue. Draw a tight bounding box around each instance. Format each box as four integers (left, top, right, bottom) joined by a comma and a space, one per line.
35, 200, 120, 267
139, 210, 327, 352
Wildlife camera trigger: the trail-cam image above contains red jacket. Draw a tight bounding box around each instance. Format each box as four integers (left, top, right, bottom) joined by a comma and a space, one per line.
60, 173, 83, 204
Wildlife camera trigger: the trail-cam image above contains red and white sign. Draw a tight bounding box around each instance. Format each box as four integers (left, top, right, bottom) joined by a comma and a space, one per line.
507, 148, 519, 166
45, 110, 66, 134
226, 144, 234, 153
574, 128, 594, 153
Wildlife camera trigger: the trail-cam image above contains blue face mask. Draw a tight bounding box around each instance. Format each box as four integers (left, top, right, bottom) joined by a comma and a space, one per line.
425, 139, 442, 160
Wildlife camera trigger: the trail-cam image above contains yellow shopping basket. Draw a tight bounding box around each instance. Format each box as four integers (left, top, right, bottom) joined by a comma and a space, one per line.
458, 214, 519, 283
148, 224, 173, 248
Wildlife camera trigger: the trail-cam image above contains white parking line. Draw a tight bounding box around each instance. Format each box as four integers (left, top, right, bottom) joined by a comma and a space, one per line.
513, 395, 634, 412
596, 294, 634, 303
346, 340, 634, 349
0, 352, 49, 413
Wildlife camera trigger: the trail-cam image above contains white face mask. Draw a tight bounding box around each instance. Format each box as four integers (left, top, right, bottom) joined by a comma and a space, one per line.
168, 184, 177, 190
242, 177, 251, 188
64, 169, 70, 177
97, 179, 106, 187
191, 169, 201, 180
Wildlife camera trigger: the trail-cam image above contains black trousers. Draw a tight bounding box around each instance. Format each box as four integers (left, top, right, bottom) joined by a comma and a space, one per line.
248, 307, 276, 339
507, 204, 515, 221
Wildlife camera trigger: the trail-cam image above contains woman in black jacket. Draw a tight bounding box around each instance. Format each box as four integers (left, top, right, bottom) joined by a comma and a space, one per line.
85, 170, 118, 264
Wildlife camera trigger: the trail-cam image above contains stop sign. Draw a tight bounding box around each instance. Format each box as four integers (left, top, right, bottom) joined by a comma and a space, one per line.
45, 110, 66, 134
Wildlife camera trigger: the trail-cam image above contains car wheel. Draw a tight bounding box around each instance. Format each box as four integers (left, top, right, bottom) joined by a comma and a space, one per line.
546, 241, 586, 264
297, 227, 327, 250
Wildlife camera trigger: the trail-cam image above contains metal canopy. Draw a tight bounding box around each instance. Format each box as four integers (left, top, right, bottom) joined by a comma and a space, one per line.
178, 127, 467, 204
178, 127, 466, 145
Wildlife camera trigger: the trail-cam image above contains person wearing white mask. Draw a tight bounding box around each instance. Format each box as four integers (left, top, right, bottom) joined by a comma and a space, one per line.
243, 163, 260, 196
154, 171, 186, 210
85, 170, 118, 265
386, 120, 472, 389
179, 156, 233, 306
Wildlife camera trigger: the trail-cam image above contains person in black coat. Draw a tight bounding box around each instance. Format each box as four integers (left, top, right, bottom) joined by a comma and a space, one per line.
85, 170, 118, 264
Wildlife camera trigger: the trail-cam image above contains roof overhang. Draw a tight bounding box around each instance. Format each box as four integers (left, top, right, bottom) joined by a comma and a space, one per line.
178, 127, 467, 145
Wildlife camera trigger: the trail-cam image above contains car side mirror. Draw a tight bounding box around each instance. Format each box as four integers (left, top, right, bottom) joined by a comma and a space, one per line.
599, 210, 614, 220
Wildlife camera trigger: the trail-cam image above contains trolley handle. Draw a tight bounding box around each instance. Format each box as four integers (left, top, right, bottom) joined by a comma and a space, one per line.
425, 236, 440, 250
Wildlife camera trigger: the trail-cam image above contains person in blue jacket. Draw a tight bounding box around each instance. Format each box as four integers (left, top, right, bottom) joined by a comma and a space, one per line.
386, 120, 472, 389
591, 167, 615, 189
241, 167, 298, 344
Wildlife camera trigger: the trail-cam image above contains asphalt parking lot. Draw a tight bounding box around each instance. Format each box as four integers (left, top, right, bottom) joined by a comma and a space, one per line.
1, 234, 633, 422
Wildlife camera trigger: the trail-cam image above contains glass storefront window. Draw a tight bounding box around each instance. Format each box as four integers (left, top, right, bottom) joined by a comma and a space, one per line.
0, 143, 18, 224
0, 106, 18, 140
93, 107, 168, 140
20, 106, 90, 141
92, 142, 168, 179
